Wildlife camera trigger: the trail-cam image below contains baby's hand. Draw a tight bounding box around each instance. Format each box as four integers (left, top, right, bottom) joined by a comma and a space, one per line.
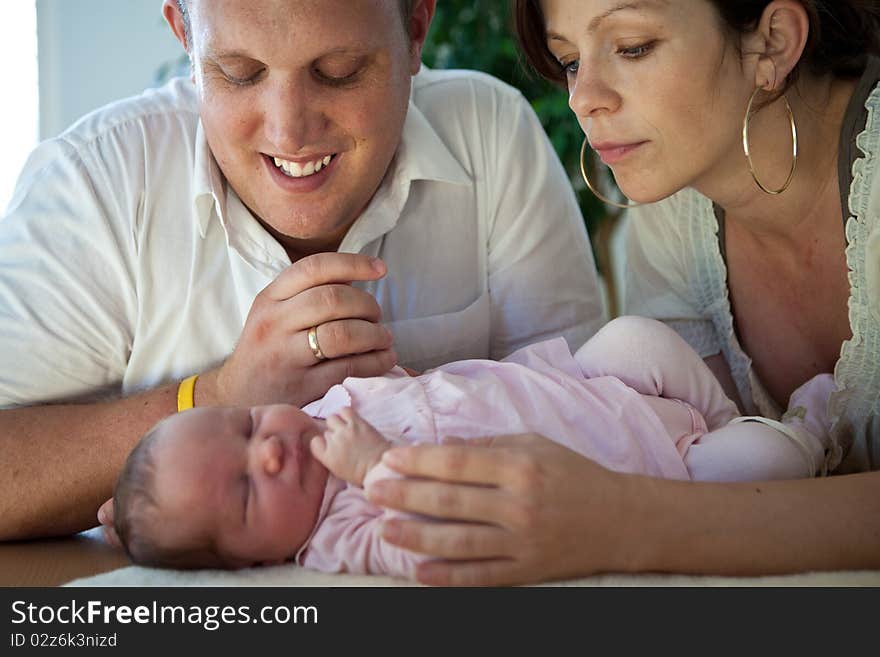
310, 407, 391, 487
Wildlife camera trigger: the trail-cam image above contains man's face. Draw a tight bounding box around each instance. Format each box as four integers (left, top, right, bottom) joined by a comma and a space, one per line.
183, 0, 422, 256
151, 405, 329, 566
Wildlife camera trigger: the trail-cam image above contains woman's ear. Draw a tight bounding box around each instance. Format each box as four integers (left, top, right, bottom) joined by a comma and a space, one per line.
751, 0, 810, 90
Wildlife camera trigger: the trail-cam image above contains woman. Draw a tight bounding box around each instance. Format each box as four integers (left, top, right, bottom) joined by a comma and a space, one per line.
365, 0, 880, 585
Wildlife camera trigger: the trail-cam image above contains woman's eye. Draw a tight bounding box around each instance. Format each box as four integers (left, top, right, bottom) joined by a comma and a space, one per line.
618, 41, 656, 59
561, 59, 579, 76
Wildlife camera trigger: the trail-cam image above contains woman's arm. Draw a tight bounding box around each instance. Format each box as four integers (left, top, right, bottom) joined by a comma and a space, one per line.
366, 435, 880, 586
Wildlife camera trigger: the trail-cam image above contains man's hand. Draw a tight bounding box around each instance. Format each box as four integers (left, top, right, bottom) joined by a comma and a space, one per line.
201, 253, 397, 408
96, 498, 122, 548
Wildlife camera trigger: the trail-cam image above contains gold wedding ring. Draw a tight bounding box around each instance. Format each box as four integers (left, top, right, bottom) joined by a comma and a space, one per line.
307, 325, 327, 361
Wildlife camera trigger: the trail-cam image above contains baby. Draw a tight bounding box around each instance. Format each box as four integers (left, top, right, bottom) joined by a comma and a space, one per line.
112, 317, 835, 578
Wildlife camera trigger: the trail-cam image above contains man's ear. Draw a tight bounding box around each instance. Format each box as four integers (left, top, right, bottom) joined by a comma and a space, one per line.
750, 0, 810, 90
163, 0, 189, 52
407, 0, 437, 75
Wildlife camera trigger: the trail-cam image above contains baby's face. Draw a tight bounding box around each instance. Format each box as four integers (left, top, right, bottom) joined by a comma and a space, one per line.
150, 404, 329, 567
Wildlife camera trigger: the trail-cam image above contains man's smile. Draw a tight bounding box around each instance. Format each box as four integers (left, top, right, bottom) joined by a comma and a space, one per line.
271, 154, 336, 179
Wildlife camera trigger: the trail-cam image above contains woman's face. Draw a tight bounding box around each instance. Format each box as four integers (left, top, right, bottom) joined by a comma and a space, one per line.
541, 0, 757, 202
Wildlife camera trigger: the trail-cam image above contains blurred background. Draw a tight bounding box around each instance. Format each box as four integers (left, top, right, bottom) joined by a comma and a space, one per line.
0, 0, 623, 313
0, 1, 181, 214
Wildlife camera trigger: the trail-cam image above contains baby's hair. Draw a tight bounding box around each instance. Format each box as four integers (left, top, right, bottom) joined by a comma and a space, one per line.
113, 421, 232, 570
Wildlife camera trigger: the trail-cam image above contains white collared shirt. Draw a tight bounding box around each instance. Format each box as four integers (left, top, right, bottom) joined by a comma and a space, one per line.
0, 68, 605, 407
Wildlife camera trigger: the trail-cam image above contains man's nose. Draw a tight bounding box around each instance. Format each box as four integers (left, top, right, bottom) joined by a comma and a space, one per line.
256, 434, 284, 476
264, 77, 326, 154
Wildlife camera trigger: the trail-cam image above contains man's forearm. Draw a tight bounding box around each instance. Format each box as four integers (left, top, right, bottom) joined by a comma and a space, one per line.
0, 384, 177, 541
620, 470, 880, 575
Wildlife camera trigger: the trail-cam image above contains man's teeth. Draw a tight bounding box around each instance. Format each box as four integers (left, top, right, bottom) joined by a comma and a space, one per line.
273, 155, 333, 178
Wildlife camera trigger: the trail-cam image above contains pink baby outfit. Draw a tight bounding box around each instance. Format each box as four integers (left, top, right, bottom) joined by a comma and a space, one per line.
297, 316, 833, 579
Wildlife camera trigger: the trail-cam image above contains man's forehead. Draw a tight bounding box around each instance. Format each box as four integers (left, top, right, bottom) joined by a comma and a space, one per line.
188, 0, 402, 25
188, 0, 403, 55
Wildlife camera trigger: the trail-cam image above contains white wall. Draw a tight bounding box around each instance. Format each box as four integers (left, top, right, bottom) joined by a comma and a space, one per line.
37, 0, 185, 139
0, 1, 39, 214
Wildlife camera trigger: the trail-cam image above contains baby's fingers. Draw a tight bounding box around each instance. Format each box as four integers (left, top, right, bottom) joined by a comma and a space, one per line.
310, 434, 328, 460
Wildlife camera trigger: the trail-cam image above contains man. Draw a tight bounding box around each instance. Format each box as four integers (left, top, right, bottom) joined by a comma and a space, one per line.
0, 0, 604, 540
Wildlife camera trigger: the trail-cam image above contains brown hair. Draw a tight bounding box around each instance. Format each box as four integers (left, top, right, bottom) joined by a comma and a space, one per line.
515, 0, 880, 88
113, 424, 231, 570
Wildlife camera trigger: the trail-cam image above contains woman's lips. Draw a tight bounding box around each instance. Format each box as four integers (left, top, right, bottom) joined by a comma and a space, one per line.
591, 141, 647, 165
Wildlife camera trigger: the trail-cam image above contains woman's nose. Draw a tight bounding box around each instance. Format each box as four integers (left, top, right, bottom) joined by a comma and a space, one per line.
568, 66, 620, 119
256, 434, 284, 476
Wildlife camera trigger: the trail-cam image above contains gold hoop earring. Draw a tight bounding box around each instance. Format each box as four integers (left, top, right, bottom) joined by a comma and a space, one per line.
742, 87, 798, 195
580, 138, 640, 209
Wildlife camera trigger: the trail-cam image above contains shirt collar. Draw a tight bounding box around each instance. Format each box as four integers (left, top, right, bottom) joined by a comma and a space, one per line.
337, 97, 472, 253
393, 97, 471, 187
192, 120, 227, 238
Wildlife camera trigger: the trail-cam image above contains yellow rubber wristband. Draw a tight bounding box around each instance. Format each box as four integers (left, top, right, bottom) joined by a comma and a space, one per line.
176, 374, 199, 413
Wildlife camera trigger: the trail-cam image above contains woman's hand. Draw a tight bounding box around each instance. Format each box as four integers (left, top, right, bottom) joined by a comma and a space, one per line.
366, 433, 643, 586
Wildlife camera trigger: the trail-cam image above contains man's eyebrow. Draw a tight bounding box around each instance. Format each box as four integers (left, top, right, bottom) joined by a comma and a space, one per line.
203, 45, 369, 62
547, 0, 668, 42
202, 46, 258, 61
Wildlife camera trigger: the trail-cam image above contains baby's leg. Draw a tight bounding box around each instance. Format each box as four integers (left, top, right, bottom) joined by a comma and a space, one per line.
574, 316, 739, 429
687, 373, 835, 481
684, 420, 816, 481
311, 408, 392, 487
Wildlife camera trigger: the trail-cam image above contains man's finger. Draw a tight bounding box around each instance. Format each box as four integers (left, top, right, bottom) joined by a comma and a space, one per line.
305, 349, 398, 397
268, 253, 386, 301
300, 319, 392, 362
97, 497, 114, 525
285, 284, 384, 329
101, 524, 123, 549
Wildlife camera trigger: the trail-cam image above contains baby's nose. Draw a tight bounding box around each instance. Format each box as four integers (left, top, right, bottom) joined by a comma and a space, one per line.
259, 435, 284, 475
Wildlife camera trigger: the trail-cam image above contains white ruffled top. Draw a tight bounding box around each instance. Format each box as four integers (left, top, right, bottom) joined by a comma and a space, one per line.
623, 79, 880, 473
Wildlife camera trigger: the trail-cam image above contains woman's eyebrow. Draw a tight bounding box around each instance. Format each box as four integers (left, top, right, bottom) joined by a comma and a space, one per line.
547, 0, 668, 42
